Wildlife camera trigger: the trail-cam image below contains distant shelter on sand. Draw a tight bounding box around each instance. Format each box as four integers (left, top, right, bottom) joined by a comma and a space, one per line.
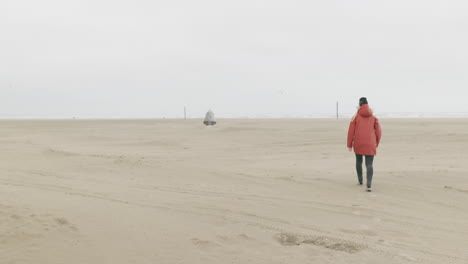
204, 110, 216, 126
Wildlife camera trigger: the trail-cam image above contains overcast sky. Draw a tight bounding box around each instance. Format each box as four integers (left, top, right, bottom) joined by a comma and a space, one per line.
1, 0, 467, 118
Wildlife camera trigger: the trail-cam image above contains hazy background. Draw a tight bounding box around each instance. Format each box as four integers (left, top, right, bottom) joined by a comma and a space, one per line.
1, 0, 467, 118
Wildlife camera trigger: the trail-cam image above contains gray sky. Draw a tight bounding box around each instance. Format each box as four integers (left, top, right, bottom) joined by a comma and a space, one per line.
2, 0, 468, 118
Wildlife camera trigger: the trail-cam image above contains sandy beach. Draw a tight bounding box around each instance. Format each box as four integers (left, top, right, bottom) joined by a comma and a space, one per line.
1, 119, 467, 264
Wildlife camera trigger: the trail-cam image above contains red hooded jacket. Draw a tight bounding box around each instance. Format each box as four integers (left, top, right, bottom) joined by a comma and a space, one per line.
347, 104, 382, 156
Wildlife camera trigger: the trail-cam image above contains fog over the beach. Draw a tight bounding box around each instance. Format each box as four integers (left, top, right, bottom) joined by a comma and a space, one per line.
2, 0, 468, 118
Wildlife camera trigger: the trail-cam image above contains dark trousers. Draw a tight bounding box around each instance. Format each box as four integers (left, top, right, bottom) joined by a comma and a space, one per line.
356, 154, 374, 187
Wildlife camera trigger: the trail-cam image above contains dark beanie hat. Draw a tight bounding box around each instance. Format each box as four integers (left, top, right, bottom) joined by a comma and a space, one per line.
359, 97, 368, 106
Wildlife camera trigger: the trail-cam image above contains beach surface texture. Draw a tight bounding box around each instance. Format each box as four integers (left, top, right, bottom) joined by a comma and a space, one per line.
1, 119, 467, 264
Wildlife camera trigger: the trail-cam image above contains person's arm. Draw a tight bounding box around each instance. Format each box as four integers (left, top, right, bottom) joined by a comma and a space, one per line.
375, 118, 382, 147
347, 117, 356, 151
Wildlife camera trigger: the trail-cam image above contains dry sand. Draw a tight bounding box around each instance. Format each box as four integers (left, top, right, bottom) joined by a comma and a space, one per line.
1, 119, 467, 264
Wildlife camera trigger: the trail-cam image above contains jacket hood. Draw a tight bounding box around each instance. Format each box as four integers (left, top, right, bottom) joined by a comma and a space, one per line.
358, 104, 373, 117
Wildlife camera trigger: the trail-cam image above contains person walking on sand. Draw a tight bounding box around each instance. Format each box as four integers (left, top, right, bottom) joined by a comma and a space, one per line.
347, 97, 382, 192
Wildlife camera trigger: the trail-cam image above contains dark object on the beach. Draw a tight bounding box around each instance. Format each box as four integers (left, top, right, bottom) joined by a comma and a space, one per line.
204, 110, 216, 126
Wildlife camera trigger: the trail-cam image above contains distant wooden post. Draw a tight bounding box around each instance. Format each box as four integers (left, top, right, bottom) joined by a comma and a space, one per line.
336, 101, 339, 120
184, 107, 187, 120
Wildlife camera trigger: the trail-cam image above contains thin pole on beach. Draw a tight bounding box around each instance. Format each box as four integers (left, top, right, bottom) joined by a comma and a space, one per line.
184, 107, 187, 120
336, 101, 339, 120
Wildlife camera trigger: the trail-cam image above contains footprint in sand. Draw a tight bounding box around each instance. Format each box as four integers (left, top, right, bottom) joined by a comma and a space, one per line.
55, 217, 69, 225
191, 238, 220, 250
216, 233, 256, 246
444, 185, 468, 194
274, 233, 366, 254
1, 208, 79, 247
55, 217, 78, 231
